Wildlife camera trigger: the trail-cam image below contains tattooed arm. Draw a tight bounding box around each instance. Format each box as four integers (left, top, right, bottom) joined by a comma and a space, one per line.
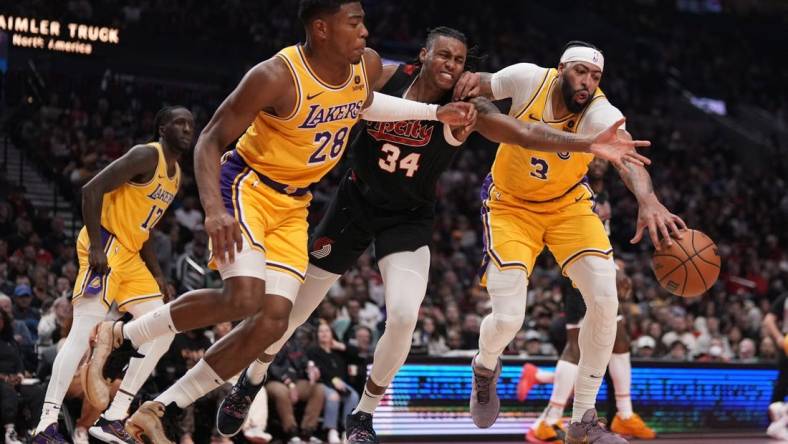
451, 97, 651, 166
614, 130, 687, 249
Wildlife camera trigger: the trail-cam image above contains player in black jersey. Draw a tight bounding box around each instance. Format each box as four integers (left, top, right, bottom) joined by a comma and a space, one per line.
215, 27, 650, 444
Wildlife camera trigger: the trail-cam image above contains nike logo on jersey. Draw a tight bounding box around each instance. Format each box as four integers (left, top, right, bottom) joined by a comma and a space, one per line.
589, 374, 602, 379
528, 113, 540, 121
306, 91, 325, 100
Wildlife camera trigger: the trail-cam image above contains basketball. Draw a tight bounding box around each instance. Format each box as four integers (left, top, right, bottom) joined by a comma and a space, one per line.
652, 229, 721, 297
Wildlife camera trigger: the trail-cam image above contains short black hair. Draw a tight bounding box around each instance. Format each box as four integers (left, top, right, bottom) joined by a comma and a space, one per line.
562, 40, 602, 54
152, 105, 187, 140
426, 26, 467, 49
298, 0, 360, 25
417, 26, 484, 71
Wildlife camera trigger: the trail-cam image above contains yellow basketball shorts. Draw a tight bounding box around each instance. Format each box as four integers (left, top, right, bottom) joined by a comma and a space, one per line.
479, 174, 613, 282
210, 150, 310, 283
72, 227, 161, 312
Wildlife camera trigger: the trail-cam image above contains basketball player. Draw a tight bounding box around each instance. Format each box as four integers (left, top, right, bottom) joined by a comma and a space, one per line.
213, 28, 650, 444
453, 41, 686, 443
763, 293, 788, 440
82, 2, 475, 442
32, 106, 192, 444
519, 160, 656, 442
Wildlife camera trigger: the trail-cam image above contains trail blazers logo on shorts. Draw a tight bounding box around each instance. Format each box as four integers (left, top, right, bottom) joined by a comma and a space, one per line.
311, 237, 334, 259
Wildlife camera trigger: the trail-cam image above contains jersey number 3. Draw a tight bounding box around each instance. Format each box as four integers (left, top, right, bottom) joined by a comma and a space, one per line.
378, 143, 421, 177
530, 156, 549, 180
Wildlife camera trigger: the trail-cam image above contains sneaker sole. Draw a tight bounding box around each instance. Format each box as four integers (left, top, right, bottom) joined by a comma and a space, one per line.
83, 322, 115, 410
88, 426, 129, 444
525, 429, 560, 443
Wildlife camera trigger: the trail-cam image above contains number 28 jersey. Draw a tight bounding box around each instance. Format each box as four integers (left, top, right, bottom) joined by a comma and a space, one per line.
236, 45, 369, 190
351, 64, 463, 211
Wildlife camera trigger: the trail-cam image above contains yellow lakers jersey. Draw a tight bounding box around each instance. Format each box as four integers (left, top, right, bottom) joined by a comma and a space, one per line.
491, 68, 605, 202
100, 142, 180, 251
236, 45, 368, 189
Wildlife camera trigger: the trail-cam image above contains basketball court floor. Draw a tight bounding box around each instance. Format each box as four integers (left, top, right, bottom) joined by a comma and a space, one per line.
385, 433, 772, 443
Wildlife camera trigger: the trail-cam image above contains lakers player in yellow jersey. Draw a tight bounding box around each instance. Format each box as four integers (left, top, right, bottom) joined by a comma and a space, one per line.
33, 106, 193, 444
80, 1, 473, 442
453, 41, 686, 443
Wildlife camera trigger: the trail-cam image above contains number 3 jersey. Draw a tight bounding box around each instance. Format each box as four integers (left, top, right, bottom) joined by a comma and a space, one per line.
236, 45, 368, 190
489, 63, 624, 203
101, 141, 180, 252
351, 64, 463, 211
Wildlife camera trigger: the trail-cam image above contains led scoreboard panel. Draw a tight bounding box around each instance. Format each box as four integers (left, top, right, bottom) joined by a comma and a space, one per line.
374, 357, 776, 439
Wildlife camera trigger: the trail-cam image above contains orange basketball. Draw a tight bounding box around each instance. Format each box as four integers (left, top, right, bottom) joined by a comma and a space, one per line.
651, 229, 721, 297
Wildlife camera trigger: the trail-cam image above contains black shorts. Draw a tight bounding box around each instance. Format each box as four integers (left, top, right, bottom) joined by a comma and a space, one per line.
308, 171, 434, 274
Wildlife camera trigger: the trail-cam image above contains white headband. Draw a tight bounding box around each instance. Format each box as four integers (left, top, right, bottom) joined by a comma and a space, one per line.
560, 46, 604, 72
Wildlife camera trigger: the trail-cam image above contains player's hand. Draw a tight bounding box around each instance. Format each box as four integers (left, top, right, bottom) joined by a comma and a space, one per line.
590, 119, 651, 167
88, 246, 109, 275
453, 71, 481, 101
436, 102, 477, 127
155, 276, 175, 302
204, 210, 243, 264
631, 197, 687, 250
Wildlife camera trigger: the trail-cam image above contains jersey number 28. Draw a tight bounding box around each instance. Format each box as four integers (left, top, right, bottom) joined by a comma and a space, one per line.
378, 143, 421, 177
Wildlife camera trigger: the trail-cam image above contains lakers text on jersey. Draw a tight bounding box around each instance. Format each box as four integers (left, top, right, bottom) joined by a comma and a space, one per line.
480, 68, 613, 282
214, 45, 369, 280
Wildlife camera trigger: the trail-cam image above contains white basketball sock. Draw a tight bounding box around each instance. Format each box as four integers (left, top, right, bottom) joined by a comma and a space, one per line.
105, 300, 176, 420
542, 360, 577, 424
246, 358, 272, 386
609, 352, 633, 419
36, 310, 103, 433
353, 387, 385, 415
123, 303, 178, 348
536, 369, 555, 384
156, 359, 224, 408
566, 257, 618, 423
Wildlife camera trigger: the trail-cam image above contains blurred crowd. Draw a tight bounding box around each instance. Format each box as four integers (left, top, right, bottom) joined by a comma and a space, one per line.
1, 0, 786, 441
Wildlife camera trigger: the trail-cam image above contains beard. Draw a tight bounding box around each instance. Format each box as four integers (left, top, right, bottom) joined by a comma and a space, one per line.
561, 78, 591, 114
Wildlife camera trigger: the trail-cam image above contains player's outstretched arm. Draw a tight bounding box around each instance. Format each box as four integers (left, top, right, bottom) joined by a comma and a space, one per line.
81, 145, 160, 274
460, 97, 650, 166
194, 58, 291, 264
614, 130, 687, 250
360, 48, 476, 127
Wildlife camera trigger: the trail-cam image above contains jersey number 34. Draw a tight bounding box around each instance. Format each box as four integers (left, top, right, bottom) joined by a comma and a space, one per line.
378, 143, 421, 177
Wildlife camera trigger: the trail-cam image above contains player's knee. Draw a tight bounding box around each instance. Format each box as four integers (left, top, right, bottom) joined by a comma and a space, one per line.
569, 256, 618, 316
385, 305, 419, 332
486, 266, 528, 299
326, 388, 340, 402
224, 278, 266, 315
492, 311, 525, 336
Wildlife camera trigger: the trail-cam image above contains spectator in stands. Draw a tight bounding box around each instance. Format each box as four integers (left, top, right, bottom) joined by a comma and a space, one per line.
412, 316, 448, 356
667, 340, 690, 361
634, 336, 656, 358
347, 325, 374, 395
265, 326, 324, 443
309, 321, 360, 444
11, 285, 39, 341
0, 308, 43, 444
174, 196, 203, 232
